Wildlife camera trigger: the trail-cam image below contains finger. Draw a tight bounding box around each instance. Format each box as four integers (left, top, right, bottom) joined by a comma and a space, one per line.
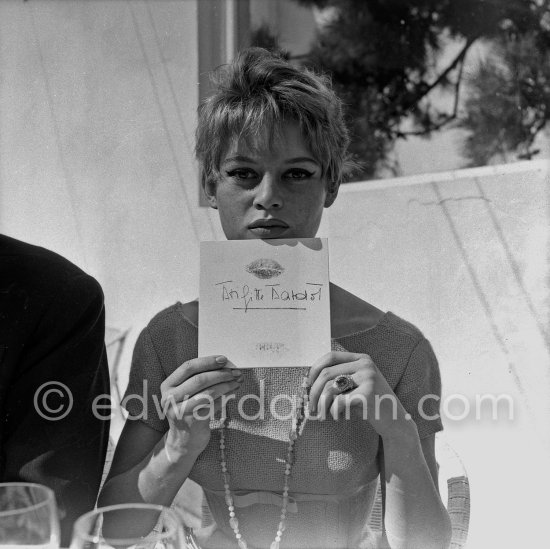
329, 392, 366, 420
166, 379, 242, 419
192, 398, 220, 421
308, 351, 363, 388
189, 380, 243, 409
188, 394, 231, 422
315, 383, 337, 419
308, 362, 358, 414
163, 355, 232, 388
163, 369, 243, 405
329, 394, 346, 420
314, 375, 359, 419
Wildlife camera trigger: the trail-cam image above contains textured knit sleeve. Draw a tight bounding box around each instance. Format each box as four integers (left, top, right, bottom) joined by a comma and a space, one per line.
123, 327, 169, 433
393, 337, 443, 439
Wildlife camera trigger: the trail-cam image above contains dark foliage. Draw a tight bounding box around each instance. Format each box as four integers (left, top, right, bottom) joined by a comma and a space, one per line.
252, 0, 550, 179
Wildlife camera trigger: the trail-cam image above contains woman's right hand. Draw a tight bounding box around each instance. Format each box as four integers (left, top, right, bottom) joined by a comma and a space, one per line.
159, 355, 243, 460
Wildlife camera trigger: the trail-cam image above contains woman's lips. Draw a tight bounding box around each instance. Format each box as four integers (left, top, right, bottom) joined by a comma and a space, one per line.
248, 225, 288, 238
246, 258, 285, 279
248, 219, 289, 238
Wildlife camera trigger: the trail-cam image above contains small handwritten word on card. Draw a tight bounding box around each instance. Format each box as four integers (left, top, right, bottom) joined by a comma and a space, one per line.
199, 238, 330, 368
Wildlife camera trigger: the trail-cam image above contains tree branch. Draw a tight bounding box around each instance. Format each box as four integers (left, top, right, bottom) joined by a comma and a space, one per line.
394, 53, 467, 138
403, 36, 478, 111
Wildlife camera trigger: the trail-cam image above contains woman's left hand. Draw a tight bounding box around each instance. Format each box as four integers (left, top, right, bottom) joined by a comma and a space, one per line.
307, 351, 414, 439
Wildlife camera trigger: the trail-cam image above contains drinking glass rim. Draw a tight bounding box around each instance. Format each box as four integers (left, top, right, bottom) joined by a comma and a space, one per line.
0, 482, 56, 517
73, 503, 180, 544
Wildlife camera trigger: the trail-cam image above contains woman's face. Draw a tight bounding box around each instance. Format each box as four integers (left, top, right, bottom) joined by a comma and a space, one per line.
204, 122, 338, 240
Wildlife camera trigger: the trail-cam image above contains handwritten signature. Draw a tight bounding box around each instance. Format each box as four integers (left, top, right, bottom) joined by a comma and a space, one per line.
215, 281, 324, 312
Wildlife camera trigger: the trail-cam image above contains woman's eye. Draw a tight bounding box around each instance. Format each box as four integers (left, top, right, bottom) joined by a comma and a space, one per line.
226, 169, 257, 180
285, 169, 314, 180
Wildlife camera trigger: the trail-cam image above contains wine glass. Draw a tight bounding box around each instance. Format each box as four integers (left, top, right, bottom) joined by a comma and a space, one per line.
70, 503, 185, 549
0, 482, 60, 548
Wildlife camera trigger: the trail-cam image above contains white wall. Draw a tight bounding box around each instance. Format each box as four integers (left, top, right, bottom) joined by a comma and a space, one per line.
328, 159, 550, 549
0, 0, 223, 341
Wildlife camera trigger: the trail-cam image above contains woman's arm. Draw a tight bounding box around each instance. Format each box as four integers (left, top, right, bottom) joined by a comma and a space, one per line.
99, 421, 201, 508
307, 351, 451, 549
382, 427, 452, 549
98, 355, 243, 536
98, 420, 204, 535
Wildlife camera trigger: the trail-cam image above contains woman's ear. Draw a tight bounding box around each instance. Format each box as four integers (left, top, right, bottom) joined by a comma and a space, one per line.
324, 181, 340, 208
201, 172, 218, 209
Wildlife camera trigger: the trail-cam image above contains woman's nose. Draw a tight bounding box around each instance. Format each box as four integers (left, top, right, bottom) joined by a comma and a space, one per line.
253, 174, 283, 210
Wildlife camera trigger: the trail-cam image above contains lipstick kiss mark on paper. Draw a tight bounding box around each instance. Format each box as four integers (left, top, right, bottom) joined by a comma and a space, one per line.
246, 258, 285, 279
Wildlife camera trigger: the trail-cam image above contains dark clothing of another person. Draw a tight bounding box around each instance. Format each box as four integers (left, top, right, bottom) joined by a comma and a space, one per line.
0, 234, 110, 544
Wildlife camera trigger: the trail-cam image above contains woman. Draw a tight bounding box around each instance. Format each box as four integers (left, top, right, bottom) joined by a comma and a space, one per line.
100, 48, 451, 549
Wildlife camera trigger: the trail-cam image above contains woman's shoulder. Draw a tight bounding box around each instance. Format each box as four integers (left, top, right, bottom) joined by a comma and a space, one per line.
376, 310, 426, 341
329, 283, 384, 338
330, 283, 426, 346
143, 300, 198, 345
130, 301, 199, 379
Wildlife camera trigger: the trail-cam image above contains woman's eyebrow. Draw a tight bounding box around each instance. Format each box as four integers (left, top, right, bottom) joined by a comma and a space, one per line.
222, 155, 320, 165
222, 154, 256, 164
285, 156, 320, 165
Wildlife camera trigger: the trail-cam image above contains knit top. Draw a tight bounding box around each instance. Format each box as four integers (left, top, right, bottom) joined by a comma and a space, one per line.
124, 302, 443, 549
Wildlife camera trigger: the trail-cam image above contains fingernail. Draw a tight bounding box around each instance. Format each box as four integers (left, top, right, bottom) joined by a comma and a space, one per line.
231, 369, 242, 376
235, 375, 244, 383
216, 356, 227, 364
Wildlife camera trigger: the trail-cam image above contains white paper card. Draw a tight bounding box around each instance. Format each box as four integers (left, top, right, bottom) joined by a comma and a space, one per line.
199, 238, 330, 368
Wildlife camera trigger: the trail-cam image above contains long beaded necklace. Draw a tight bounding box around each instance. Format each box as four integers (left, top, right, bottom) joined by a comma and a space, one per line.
219, 374, 310, 549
